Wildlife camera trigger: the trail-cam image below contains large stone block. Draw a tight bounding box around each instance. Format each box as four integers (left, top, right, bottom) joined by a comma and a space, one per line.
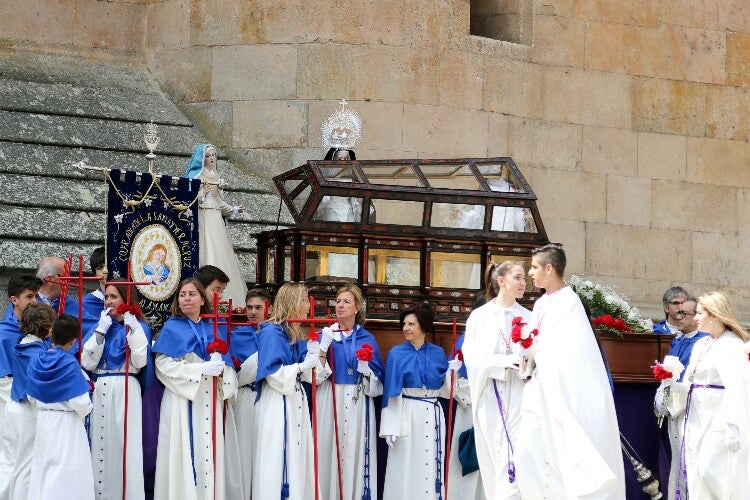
585, 223, 691, 281
637, 132, 687, 181
211, 45, 297, 101
741, 188, 750, 235
633, 77, 706, 136
507, 117, 582, 170
487, 113, 510, 157
657, 0, 727, 31
692, 232, 750, 288
307, 101, 404, 153
405, 0, 468, 49
578, 273, 670, 320
483, 58, 543, 119
726, 32, 750, 88
535, 0, 574, 18
233, 100, 307, 148
542, 67, 632, 128
146, 0, 190, 51
652, 180, 737, 233
438, 50, 484, 110
531, 14, 585, 68
606, 175, 651, 227
684, 28, 726, 84
573, 0, 658, 26
705, 85, 750, 141
72, 0, 144, 52
623, 25, 686, 80
403, 105, 489, 157
181, 101, 234, 149
234, 147, 294, 181
148, 48, 213, 103
189, 0, 303, 45
686, 137, 750, 188
543, 218, 586, 274
582, 126, 637, 176
584, 21, 627, 73
521, 165, 606, 222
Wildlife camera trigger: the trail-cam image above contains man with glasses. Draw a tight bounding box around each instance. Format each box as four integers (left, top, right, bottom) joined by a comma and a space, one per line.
655, 296, 707, 500
653, 286, 689, 334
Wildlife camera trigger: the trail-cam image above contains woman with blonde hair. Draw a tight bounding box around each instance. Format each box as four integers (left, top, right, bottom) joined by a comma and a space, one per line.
676, 291, 750, 499
252, 283, 321, 500
461, 261, 530, 500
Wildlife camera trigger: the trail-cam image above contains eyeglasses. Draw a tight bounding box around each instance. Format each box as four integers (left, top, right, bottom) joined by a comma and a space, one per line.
668, 300, 684, 306
675, 310, 695, 317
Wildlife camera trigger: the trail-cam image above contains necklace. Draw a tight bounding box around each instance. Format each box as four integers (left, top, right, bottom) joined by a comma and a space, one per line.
688, 334, 722, 382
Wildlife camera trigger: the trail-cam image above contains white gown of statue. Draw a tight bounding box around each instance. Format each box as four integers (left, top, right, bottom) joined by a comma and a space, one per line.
197, 168, 247, 304
81, 324, 150, 500
153, 352, 239, 500
28, 393, 95, 500
515, 286, 625, 499
462, 300, 530, 500
459, 178, 527, 232
673, 332, 750, 499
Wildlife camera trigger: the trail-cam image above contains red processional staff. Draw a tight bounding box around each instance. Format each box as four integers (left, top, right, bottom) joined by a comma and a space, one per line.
323, 307, 345, 500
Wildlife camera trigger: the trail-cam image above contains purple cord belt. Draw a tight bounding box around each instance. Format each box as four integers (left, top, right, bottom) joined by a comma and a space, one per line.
676, 383, 725, 500
492, 380, 516, 483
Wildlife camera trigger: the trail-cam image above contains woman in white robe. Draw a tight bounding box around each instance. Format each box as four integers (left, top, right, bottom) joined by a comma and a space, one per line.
186, 144, 247, 304
673, 291, 750, 499
316, 284, 384, 500
252, 283, 321, 500
462, 261, 530, 500
380, 302, 460, 500
81, 281, 152, 500
152, 278, 239, 500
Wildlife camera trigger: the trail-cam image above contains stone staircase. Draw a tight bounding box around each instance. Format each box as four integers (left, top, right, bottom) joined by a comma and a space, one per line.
0, 49, 292, 302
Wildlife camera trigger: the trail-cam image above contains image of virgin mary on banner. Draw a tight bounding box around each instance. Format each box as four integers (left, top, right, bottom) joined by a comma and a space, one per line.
106, 168, 200, 330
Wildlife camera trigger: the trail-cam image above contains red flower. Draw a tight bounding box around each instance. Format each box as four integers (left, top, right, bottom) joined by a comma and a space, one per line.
593, 314, 633, 333
207, 338, 229, 355
356, 343, 374, 362
308, 331, 320, 342
454, 349, 464, 362
511, 316, 525, 327
510, 317, 538, 349
231, 355, 242, 370
116, 303, 142, 319
652, 363, 673, 381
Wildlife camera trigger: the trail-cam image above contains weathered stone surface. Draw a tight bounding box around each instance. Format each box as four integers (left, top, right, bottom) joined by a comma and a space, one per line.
725, 32, 750, 87
684, 28, 726, 84
233, 100, 307, 149
636, 132, 687, 181
0, 206, 104, 242
586, 223, 692, 282
692, 232, 750, 287
211, 45, 297, 101
606, 175, 651, 227
507, 117, 582, 170
686, 137, 750, 188
148, 47, 213, 104
181, 101, 234, 150
657, 0, 727, 31
521, 165, 606, 222
483, 58, 543, 119
535, 0, 574, 17
633, 77, 706, 136
582, 126, 637, 176
584, 21, 627, 73
544, 217, 586, 274
741, 188, 750, 236
623, 25, 686, 80
487, 113, 510, 157
652, 180, 737, 233
438, 50, 484, 110
403, 105, 489, 157
145, 0, 190, 51
0, 239, 101, 272
531, 15, 585, 68
573, 0, 659, 26
705, 85, 750, 141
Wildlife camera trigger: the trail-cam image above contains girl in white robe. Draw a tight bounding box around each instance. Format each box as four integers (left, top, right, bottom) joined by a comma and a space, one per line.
316, 284, 384, 500
152, 278, 239, 500
81, 282, 152, 500
462, 261, 530, 500
252, 283, 321, 500
673, 291, 750, 499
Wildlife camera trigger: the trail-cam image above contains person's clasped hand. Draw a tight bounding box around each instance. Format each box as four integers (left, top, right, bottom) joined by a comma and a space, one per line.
448, 355, 463, 373
320, 327, 335, 352
357, 359, 372, 377
96, 308, 112, 333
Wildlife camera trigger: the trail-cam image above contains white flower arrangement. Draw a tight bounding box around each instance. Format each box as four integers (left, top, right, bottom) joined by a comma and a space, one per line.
568, 275, 653, 333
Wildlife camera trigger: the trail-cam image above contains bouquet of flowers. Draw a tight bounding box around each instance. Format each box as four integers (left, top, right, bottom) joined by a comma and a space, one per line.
353, 343, 374, 403
511, 317, 538, 349
568, 275, 653, 335
652, 355, 684, 427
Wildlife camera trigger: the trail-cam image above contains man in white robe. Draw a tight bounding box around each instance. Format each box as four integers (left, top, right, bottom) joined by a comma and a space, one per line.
516, 244, 626, 499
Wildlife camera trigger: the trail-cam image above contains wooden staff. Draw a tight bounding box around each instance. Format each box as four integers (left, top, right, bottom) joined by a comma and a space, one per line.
444, 318, 458, 500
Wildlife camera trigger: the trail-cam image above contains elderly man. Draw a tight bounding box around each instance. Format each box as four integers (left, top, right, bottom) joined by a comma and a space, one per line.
653, 286, 689, 334
36, 256, 80, 316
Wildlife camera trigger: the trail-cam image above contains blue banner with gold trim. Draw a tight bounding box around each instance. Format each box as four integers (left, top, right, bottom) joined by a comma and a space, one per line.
106, 169, 200, 330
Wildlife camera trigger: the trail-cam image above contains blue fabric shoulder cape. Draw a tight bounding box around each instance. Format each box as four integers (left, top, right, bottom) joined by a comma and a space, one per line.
382, 341, 448, 407
230, 325, 259, 363
153, 316, 232, 366
26, 346, 90, 403
327, 324, 385, 384
0, 304, 22, 378
255, 322, 308, 400
11, 339, 47, 402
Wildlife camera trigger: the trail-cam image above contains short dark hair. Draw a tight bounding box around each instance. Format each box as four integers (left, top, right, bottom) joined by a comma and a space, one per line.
90, 246, 105, 273
52, 314, 79, 346
246, 288, 271, 302
194, 265, 230, 288
20, 302, 56, 340
8, 274, 43, 298
532, 243, 566, 277
399, 302, 434, 334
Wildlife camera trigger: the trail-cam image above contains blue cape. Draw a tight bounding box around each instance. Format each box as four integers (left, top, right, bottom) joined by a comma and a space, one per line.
26, 347, 90, 403
669, 331, 709, 382
255, 322, 308, 392
229, 325, 259, 363
454, 332, 468, 379
326, 325, 384, 384
11, 339, 47, 402
185, 144, 211, 179
152, 316, 232, 366
0, 305, 22, 378
653, 320, 676, 335
83, 319, 155, 393
81, 291, 105, 318
382, 341, 448, 407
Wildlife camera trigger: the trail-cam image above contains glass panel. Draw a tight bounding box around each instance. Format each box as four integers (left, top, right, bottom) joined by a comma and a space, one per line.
431, 202, 485, 230
265, 247, 275, 284
313, 196, 364, 223
305, 245, 358, 281
291, 185, 312, 214
371, 199, 423, 226
320, 165, 360, 183
368, 248, 420, 286
359, 163, 424, 187
490, 255, 534, 291
281, 177, 303, 197
490, 206, 537, 232
430, 252, 481, 289
419, 164, 482, 190
476, 162, 529, 194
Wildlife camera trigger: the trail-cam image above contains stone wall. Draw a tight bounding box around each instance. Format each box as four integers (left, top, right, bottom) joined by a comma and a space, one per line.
2, 0, 750, 320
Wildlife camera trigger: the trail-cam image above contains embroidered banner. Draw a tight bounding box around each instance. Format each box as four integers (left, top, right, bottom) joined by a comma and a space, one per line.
106, 169, 201, 330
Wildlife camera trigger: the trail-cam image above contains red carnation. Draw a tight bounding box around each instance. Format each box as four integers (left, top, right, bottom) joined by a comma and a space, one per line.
356, 343, 374, 362
308, 330, 320, 342
454, 349, 464, 362
231, 355, 242, 370
207, 338, 229, 355
652, 363, 673, 381
116, 303, 142, 319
